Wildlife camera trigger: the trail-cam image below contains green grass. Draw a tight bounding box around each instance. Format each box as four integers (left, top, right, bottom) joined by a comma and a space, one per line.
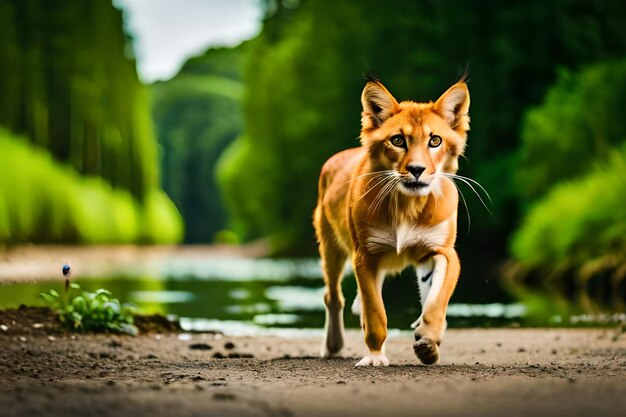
40, 283, 138, 334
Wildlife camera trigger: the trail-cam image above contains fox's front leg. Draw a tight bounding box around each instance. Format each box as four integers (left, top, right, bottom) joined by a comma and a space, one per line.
353, 252, 389, 367
413, 248, 460, 365
411, 256, 435, 329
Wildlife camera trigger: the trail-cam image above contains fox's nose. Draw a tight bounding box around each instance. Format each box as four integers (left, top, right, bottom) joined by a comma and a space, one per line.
407, 164, 426, 179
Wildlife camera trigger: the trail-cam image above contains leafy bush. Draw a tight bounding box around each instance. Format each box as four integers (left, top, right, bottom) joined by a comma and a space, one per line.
512, 145, 626, 275
517, 59, 626, 201
40, 284, 138, 335
0, 128, 183, 244
512, 60, 626, 285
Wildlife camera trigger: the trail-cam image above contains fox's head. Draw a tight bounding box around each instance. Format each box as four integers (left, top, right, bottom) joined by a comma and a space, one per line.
360, 75, 470, 197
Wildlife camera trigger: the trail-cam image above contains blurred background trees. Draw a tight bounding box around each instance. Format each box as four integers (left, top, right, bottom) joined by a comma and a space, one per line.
0, 0, 182, 243
151, 43, 248, 243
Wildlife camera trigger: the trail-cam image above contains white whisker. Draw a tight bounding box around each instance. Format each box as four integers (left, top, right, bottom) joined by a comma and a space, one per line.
369, 176, 400, 215
345, 170, 395, 185
360, 173, 395, 199
372, 179, 400, 215
442, 173, 492, 215
447, 176, 471, 234
369, 179, 394, 212
445, 174, 493, 205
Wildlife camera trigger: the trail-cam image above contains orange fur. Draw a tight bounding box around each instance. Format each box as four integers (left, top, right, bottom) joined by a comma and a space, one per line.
314, 76, 470, 366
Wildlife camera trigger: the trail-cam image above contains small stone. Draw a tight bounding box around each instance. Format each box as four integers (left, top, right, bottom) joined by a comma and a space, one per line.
224, 342, 235, 350
18, 336, 27, 342
189, 343, 212, 350
1, 324, 9, 331
32, 323, 44, 329
47, 336, 56, 342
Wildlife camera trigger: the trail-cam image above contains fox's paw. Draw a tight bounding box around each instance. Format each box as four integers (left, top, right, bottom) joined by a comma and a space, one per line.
355, 353, 389, 367
413, 337, 440, 365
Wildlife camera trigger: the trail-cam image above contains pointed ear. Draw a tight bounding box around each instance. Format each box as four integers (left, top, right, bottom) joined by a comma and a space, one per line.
434, 83, 470, 131
361, 80, 399, 129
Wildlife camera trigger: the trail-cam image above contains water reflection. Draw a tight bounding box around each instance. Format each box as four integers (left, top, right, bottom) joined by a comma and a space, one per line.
129, 290, 195, 303
0, 257, 621, 334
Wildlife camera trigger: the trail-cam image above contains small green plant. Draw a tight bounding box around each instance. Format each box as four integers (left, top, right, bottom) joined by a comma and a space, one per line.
40, 283, 138, 335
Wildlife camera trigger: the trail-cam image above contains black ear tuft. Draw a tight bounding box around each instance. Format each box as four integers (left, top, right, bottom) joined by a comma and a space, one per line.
456, 63, 471, 84
363, 71, 381, 84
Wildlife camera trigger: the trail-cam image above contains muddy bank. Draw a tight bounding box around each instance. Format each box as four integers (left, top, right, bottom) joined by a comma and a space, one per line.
0, 327, 624, 417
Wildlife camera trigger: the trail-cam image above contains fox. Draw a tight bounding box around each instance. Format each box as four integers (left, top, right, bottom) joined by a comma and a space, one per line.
313, 74, 470, 366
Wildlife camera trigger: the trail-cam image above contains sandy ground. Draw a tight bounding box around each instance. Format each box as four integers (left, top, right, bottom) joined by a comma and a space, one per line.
1, 328, 625, 417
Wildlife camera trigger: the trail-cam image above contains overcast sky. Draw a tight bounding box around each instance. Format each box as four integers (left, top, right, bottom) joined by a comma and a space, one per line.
115, 0, 263, 83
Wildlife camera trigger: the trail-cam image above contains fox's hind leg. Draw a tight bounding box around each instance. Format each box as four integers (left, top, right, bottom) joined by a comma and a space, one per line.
410, 257, 435, 329
316, 211, 348, 358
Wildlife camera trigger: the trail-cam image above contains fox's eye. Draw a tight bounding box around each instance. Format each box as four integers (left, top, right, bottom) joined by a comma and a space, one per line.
428, 135, 442, 148
390, 135, 406, 148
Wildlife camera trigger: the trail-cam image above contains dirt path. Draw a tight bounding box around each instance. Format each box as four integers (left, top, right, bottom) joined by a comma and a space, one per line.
1, 328, 624, 417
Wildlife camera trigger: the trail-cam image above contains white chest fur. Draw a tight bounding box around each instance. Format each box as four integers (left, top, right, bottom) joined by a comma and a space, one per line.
366, 220, 449, 254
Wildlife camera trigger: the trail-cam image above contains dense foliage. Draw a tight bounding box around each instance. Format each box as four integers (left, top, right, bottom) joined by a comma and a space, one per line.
517, 60, 626, 201
0, 0, 182, 244
0, 129, 182, 243
151, 44, 248, 243
512, 60, 626, 286
513, 146, 626, 275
